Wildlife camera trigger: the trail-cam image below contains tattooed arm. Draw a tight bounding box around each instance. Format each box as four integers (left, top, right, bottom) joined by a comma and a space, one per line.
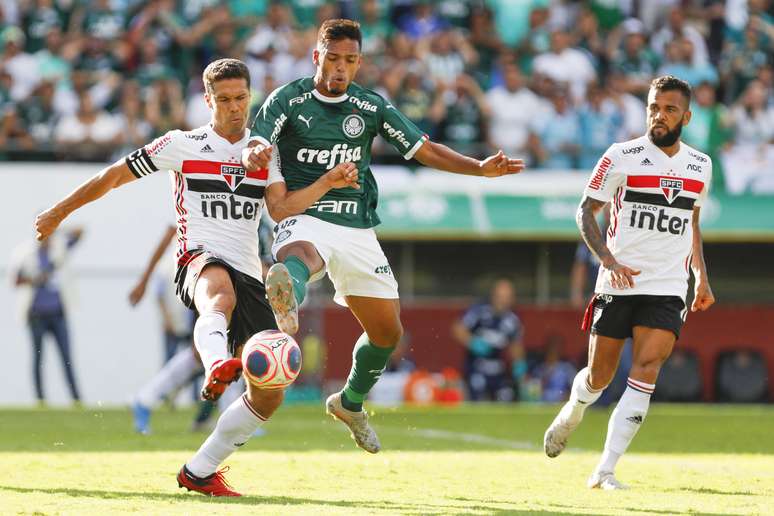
577, 196, 640, 289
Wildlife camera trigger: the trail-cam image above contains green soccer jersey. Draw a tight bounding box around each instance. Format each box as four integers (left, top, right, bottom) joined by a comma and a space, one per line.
250, 77, 427, 228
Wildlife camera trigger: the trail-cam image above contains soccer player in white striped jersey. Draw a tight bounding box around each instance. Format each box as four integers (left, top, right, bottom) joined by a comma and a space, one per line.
543, 76, 715, 489
34, 58, 358, 496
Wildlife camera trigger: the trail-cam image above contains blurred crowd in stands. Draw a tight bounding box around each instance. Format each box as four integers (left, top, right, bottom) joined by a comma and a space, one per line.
1, 0, 773, 193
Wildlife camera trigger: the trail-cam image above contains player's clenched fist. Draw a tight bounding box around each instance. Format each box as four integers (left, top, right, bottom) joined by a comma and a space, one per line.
34, 207, 64, 241
241, 143, 272, 172
691, 282, 715, 312
323, 162, 359, 189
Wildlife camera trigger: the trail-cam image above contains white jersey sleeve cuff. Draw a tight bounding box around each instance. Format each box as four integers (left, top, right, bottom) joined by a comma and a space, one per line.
249, 135, 271, 148
404, 135, 428, 161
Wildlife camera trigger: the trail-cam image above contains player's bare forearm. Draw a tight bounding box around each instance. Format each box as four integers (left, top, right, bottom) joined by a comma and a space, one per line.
690, 208, 709, 282
266, 180, 331, 221
265, 163, 358, 221
414, 140, 482, 174
577, 197, 615, 267
35, 160, 136, 240
689, 208, 715, 311
414, 140, 525, 177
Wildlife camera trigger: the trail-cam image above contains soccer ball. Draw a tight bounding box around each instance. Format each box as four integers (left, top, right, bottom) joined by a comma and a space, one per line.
241, 330, 302, 389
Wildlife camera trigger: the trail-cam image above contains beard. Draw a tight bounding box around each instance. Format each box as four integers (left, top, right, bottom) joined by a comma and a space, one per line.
648, 121, 682, 147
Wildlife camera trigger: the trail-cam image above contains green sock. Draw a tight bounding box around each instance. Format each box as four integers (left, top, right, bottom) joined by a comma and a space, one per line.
283, 255, 310, 306
341, 333, 395, 412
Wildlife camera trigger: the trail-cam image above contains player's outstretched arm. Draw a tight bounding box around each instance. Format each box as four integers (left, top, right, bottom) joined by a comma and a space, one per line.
264, 162, 359, 222
34, 160, 137, 241
577, 196, 640, 289
128, 225, 176, 307
690, 207, 715, 312
413, 140, 525, 177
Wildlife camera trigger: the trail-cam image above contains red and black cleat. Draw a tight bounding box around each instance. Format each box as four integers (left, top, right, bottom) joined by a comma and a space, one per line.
200, 358, 243, 401
177, 465, 242, 497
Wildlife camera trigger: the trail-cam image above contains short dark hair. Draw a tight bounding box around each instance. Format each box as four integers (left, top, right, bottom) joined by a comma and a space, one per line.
202, 58, 250, 95
650, 75, 692, 105
317, 19, 362, 51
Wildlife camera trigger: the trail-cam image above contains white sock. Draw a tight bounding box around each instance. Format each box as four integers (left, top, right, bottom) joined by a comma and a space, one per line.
218, 378, 245, 412
135, 347, 202, 408
186, 393, 267, 478
193, 311, 229, 372
597, 378, 654, 474
559, 367, 604, 425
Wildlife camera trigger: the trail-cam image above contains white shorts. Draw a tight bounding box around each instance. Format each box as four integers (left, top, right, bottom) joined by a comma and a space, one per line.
271, 215, 399, 306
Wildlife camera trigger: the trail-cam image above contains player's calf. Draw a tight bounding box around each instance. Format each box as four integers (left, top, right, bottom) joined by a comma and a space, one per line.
544, 367, 604, 458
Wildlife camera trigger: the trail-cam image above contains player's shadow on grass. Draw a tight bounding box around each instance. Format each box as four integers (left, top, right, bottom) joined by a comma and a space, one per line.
0, 484, 578, 515
665, 487, 755, 497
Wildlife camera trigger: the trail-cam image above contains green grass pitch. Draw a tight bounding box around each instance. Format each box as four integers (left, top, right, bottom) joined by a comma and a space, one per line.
1, 403, 772, 515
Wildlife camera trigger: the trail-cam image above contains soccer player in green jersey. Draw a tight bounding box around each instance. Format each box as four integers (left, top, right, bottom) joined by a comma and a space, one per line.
243, 19, 525, 453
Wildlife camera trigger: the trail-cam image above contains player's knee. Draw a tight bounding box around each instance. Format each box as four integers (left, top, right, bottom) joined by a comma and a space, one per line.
370, 321, 403, 348
245, 384, 284, 418
588, 367, 615, 391
630, 360, 663, 381
210, 290, 236, 318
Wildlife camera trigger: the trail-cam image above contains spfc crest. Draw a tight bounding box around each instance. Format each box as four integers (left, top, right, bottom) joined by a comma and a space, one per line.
660, 177, 683, 203
221, 164, 246, 189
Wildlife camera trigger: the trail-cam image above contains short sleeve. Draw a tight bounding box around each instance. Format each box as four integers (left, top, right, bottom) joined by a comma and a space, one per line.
694, 156, 712, 208
510, 314, 524, 342
582, 145, 625, 203
379, 101, 428, 160
461, 306, 481, 330
125, 131, 181, 178
250, 86, 289, 147
266, 144, 285, 186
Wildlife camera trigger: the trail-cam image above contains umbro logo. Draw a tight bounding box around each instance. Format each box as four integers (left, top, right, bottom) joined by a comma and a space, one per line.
640, 158, 653, 166
626, 415, 643, 424
200, 144, 214, 153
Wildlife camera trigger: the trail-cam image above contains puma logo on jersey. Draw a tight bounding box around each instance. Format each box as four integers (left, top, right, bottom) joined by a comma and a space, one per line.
296, 144, 362, 169
298, 114, 313, 128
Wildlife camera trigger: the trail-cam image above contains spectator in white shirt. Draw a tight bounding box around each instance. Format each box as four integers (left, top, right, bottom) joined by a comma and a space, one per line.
54, 90, 121, 159
532, 29, 596, 102
486, 61, 547, 163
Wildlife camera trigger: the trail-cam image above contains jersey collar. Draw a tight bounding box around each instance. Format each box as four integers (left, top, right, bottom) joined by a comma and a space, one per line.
207, 124, 250, 146
312, 88, 349, 104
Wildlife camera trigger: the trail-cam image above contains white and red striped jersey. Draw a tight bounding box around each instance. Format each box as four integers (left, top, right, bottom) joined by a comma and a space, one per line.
125, 124, 283, 281
583, 135, 712, 299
